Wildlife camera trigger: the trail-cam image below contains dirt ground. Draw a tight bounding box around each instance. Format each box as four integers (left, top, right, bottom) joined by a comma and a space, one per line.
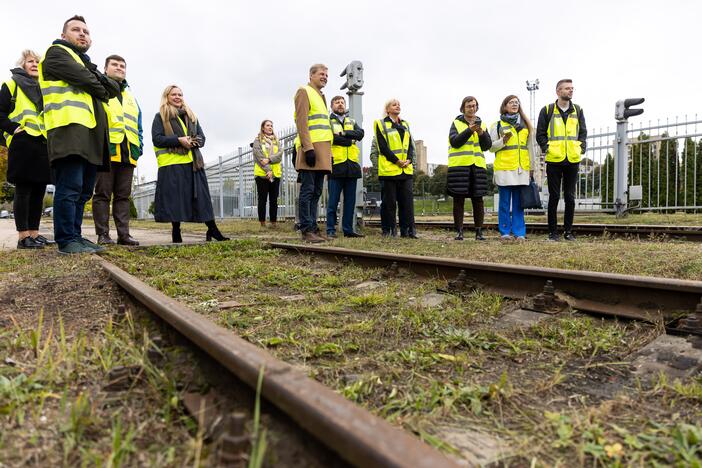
0, 250, 346, 467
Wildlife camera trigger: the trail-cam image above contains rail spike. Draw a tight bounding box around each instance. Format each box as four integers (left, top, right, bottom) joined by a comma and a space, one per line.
671, 298, 702, 336
526, 279, 569, 314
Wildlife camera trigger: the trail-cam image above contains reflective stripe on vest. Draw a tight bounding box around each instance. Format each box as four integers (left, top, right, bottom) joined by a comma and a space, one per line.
2, 79, 45, 148
447, 119, 487, 169
154, 117, 192, 168
106, 88, 140, 165
492, 121, 530, 171
545, 104, 582, 163
38, 44, 96, 131
253, 140, 282, 178
331, 117, 360, 165
293, 85, 333, 148
375, 118, 413, 177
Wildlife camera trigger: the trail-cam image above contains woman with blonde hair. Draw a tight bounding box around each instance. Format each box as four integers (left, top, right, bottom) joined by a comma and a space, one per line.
0, 50, 52, 249
252, 119, 283, 227
374, 98, 416, 238
152, 85, 228, 242
488, 95, 536, 240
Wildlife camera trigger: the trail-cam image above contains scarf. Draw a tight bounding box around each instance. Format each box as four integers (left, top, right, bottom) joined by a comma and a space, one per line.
163, 108, 205, 171
259, 133, 277, 155
501, 112, 524, 131
9, 67, 42, 110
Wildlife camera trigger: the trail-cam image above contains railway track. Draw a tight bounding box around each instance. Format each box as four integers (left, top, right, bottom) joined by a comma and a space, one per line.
269, 243, 702, 334
100, 260, 458, 468
363, 220, 702, 242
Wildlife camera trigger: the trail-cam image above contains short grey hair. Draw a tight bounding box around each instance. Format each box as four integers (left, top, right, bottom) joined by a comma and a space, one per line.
383, 98, 400, 116
16, 50, 40, 68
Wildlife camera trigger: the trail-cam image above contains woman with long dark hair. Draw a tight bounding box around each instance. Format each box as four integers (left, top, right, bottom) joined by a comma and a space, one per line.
252, 119, 283, 227
447, 96, 491, 240
152, 85, 228, 243
0, 50, 52, 249
489, 95, 536, 240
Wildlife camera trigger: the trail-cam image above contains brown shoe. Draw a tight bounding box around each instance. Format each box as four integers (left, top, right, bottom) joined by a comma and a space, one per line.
315, 230, 329, 241
117, 236, 140, 246
302, 231, 325, 243
260, 221, 266, 228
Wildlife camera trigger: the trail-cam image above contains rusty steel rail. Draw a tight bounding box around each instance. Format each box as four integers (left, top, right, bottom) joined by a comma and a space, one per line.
363, 220, 702, 242
101, 260, 458, 468
269, 243, 702, 324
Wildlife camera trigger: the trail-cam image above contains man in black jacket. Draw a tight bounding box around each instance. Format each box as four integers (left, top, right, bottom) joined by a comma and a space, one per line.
326, 96, 365, 238
40, 15, 119, 254
535, 79, 587, 241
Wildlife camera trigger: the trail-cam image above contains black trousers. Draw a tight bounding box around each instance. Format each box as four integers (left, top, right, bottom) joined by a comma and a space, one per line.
93, 162, 135, 239
546, 162, 579, 233
453, 196, 484, 231
255, 176, 280, 222
14, 182, 46, 231
380, 178, 415, 235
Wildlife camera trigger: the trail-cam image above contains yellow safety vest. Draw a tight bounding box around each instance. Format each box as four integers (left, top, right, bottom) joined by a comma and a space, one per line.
492, 121, 530, 171
447, 119, 487, 169
331, 116, 360, 165
545, 103, 582, 163
38, 44, 96, 131
2, 79, 45, 148
254, 139, 282, 178
154, 117, 192, 168
375, 118, 413, 177
293, 85, 332, 149
105, 87, 140, 165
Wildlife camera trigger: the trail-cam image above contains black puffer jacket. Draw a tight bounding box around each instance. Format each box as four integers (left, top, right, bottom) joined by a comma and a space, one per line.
446, 115, 491, 197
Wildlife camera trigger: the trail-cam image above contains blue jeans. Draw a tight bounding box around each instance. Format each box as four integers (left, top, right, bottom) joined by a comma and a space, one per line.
298, 171, 325, 233
326, 177, 357, 235
498, 185, 525, 237
53, 156, 98, 247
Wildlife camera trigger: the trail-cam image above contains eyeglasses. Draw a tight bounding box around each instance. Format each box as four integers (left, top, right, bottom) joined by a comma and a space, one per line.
507, 100, 520, 105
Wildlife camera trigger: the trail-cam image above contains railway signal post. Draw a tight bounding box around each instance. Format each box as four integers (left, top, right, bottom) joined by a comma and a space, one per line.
614, 98, 645, 217
340, 61, 364, 231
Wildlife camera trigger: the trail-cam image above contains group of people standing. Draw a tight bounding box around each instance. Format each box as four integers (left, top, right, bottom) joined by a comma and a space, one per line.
0, 15, 227, 251
448, 80, 586, 242
290, 64, 418, 242
1, 16, 586, 251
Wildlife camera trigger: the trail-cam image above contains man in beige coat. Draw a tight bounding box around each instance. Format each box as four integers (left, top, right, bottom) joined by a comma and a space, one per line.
294, 64, 333, 242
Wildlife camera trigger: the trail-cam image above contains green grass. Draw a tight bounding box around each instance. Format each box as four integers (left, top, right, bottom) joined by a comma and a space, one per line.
0, 252, 219, 466
104, 240, 702, 466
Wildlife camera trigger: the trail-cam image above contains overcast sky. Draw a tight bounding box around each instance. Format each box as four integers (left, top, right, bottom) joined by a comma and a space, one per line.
3, 0, 699, 181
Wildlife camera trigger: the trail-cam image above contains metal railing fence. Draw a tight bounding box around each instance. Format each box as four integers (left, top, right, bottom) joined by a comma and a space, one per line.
133, 115, 702, 220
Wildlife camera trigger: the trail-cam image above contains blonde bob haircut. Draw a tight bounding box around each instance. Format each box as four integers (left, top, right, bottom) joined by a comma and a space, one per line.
16, 50, 40, 68
383, 98, 401, 117
159, 85, 197, 134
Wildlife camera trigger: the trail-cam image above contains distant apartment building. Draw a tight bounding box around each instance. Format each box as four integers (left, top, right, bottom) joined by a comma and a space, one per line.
414, 139, 428, 174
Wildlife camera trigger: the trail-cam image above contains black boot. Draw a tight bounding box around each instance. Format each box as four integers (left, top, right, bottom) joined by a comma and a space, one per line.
454, 229, 464, 241
172, 222, 182, 243
205, 220, 230, 242
475, 227, 486, 241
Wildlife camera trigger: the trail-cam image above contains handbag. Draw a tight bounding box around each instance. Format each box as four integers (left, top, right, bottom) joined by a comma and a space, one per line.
519, 176, 542, 209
